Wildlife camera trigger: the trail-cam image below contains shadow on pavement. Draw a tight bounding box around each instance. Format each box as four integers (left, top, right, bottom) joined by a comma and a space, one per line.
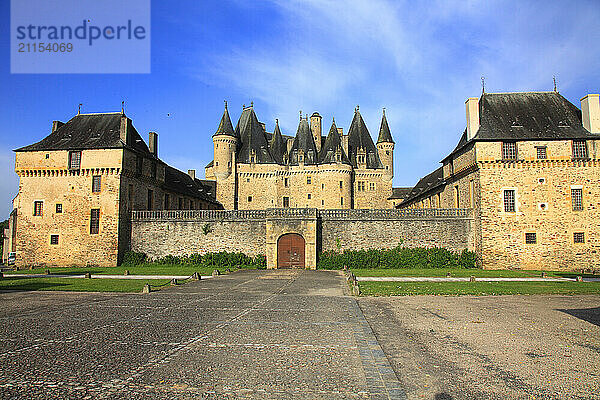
557, 307, 600, 327
0, 277, 69, 292
435, 393, 454, 400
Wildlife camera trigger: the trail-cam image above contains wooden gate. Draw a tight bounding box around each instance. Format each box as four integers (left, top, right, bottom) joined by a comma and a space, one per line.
277, 233, 305, 269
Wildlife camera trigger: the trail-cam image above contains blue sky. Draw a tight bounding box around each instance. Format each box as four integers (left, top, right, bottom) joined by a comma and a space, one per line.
1, 0, 600, 219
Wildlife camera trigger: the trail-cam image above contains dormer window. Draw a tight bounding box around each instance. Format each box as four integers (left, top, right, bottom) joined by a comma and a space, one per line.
357, 155, 365, 164
250, 155, 255, 163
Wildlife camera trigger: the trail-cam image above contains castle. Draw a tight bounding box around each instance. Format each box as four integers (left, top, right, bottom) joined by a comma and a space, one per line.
5, 90, 600, 270
204, 104, 397, 210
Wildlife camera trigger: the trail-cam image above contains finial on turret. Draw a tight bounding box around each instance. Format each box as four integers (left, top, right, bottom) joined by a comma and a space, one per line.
275, 118, 279, 124
553, 75, 558, 93
481, 76, 485, 94
243, 104, 245, 109
332, 116, 336, 123
299, 110, 302, 120
224, 100, 228, 110
121, 100, 125, 114
356, 105, 360, 112
250, 101, 254, 108
78, 103, 82, 115
382, 107, 386, 116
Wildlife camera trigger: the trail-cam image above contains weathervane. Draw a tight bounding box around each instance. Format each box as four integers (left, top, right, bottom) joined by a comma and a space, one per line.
78, 103, 82, 115
383, 107, 386, 115
224, 100, 228, 110
121, 101, 125, 114
553, 75, 558, 93
481, 76, 485, 94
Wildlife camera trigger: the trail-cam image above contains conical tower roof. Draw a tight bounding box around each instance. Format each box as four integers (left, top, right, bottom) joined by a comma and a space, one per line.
235, 106, 275, 164
214, 102, 236, 137
319, 119, 351, 165
288, 117, 318, 165
377, 109, 394, 144
269, 119, 286, 164
347, 108, 383, 169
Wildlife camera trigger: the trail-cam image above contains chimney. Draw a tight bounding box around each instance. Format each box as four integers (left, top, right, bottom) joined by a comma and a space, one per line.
120, 115, 128, 144
148, 132, 158, 156
310, 113, 322, 152
581, 94, 600, 133
188, 169, 196, 180
465, 97, 480, 141
52, 120, 64, 133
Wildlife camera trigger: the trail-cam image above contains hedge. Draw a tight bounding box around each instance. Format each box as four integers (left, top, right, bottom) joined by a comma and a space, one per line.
122, 251, 267, 269
317, 247, 477, 269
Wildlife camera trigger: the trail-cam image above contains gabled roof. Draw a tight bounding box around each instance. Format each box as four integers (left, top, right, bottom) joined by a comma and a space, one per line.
377, 111, 394, 144
347, 110, 383, 169
443, 91, 596, 161
388, 187, 412, 200
400, 167, 444, 206
15, 112, 152, 156
163, 165, 221, 206
269, 119, 286, 164
214, 103, 236, 137
235, 107, 275, 164
288, 118, 318, 165
319, 119, 351, 165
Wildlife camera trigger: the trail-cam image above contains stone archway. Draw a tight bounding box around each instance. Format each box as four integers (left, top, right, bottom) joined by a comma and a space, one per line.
277, 233, 305, 269
265, 209, 317, 269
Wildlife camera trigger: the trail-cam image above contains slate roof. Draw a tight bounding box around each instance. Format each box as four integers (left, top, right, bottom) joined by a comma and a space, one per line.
288, 118, 319, 165
163, 165, 221, 206
319, 120, 351, 165
15, 113, 152, 156
377, 111, 394, 144
399, 167, 444, 207
214, 104, 236, 137
235, 107, 275, 164
346, 110, 383, 169
388, 187, 412, 200
269, 120, 286, 164
443, 92, 596, 161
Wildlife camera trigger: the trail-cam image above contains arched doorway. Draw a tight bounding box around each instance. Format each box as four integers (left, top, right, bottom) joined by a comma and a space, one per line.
277, 233, 305, 269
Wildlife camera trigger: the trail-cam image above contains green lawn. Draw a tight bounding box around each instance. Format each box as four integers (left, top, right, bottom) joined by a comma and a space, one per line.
8, 264, 238, 276
359, 281, 600, 296
350, 268, 544, 277
0, 276, 171, 293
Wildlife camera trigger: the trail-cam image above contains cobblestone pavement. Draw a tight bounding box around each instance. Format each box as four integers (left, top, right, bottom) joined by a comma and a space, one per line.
0, 270, 405, 399
359, 295, 600, 400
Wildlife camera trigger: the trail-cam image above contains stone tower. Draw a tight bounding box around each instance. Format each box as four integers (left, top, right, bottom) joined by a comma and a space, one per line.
310, 112, 322, 152
376, 109, 394, 180
212, 102, 238, 208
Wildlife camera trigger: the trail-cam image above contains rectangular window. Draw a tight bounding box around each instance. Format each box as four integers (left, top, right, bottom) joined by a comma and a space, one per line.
574, 232, 585, 244
147, 189, 153, 211
504, 190, 515, 212
92, 175, 101, 193
339, 181, 343, 189
369, 182, 375, 191
284, 178, 289, 187
136, 156, 143, 175
307, 176, 312, 184
248, 196, 253, 202
525, 232, 537, 244
307, 194, 311, 199
571, 188, 583, 211
321, 183, 324, 190
50, 235, 59, 245
357, 181, 365, 191
33, 201, 43, 216
164, 194, 170, 209
55, 203, 62, 214
572, 140, 588, 159
283, 197, 290, 208
340, 197, 344, 206
536, 146, 547, 160
454, 186, 460, 208
469, 180, 474, 208
321, 200, 324, 206
90, 209, 100, 234
68, 151, 81, 170
502, 142, 517, 160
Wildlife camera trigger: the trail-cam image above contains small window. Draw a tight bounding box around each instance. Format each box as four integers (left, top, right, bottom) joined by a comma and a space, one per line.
33, 201, 43, 216
307, 176, 312, 184
283, 197, 290, 208
228, 161, 231, 168
572, 188, 583, 211
572, 140, 588, 159
69, 151, 81, 170
136, 156, 143, 175
504, 190, 515, 212
216, 162, 219, 166
357, 181, 365, 192
307, 194, 311, 199
250, 155, 256, 163
386, 150, 389, 155
369, 182, 375, 191
56, 204, 62, 214
321, 200, 324, 206
321, 183, 324, 190
502, 142, 517, 160
454, 186, 460, 208
574, 232, 585, 244
525, 233, 537, 244
92, 175, 101, 193
45, 154, 49, 159
339, 181, 343, 189
340, 197, 344, 206
248, 196, 253, 202
90, 209, 100, 234
50, 235, 59, 245
536, 146, 547, 160
284, 177, 289, 187
147, 189, 153, 211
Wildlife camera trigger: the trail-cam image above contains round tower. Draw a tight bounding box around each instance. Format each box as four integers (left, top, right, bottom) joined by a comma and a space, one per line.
213, 101, 238, 180
376, 108, 395, 180
310, 112, 322, 152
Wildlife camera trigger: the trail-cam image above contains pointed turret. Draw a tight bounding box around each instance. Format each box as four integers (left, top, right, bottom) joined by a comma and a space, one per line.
319, 119, 351, 165
347, 107, 383, 169
288, 116, 318, 165
269, 119, 286, 164
214, 101, 236, 137
377, 108, 394, 144
235, 105, 275, 164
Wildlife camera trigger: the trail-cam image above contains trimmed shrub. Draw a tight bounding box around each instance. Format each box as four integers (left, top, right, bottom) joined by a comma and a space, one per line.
122, 251, 266, 269
317, 246, 477, 269
122, 251, 148, 266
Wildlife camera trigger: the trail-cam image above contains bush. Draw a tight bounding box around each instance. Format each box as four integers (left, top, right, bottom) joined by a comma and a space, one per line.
122, 251, 148, 266
317, 246, 477, 269
121, 251, 266, 269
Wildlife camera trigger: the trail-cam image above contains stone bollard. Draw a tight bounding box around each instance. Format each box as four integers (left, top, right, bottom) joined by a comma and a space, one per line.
225, 268, 231, 274
446, 272, 451, 278
29, 265, 34, 270
142, 284, 151, 294
541, 272, 547, 278
45, 269, 50, 275
469, 276, 476, 282
171, 278, 178, 285
84, 272, 92, 279
212, 269, 221, 277
192, 272, 201, 280
352, 284, 361, 296
576, 276, 583, 282
343, 265, 348, 271
124, 270, 130, 276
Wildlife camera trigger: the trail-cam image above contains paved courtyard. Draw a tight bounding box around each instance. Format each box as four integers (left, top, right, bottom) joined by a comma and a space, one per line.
0, 270, 599, 400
